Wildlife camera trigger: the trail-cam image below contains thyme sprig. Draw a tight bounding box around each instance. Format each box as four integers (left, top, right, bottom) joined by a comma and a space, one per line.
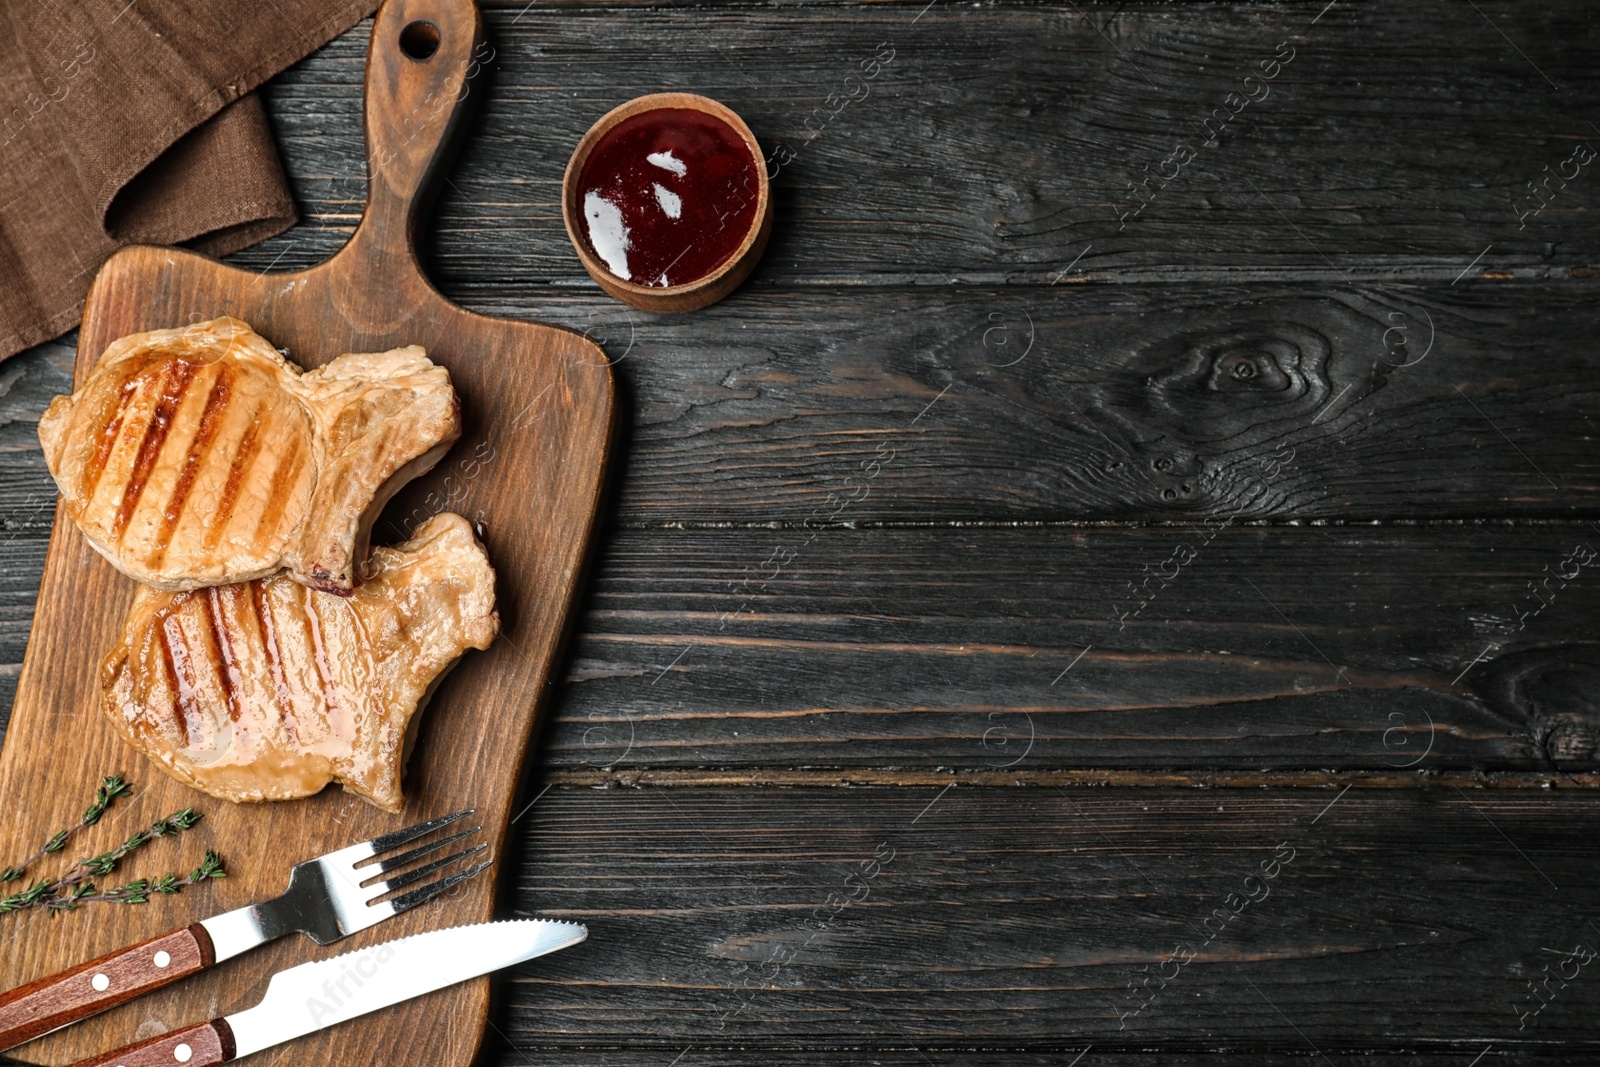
0, 777, 225, 916
49, 850, 227, 910
47, 808, 204, 892
0, 774, 131, 883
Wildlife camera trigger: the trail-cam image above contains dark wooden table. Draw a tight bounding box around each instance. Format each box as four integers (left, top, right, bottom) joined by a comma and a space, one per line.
4, 1, 1600, 1063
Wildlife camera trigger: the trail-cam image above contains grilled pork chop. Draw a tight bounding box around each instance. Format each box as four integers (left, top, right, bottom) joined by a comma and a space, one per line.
99, 513, 497, 812
38, 316, 460, 594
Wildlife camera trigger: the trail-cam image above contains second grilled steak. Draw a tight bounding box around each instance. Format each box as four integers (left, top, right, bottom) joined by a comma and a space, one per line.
98, 513, 498, 812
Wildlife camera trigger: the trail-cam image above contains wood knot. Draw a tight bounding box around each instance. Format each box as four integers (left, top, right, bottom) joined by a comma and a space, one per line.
1135, 322, 1334, 433
1466, 643, 1600, 771
1547, 721, 1600, 765
1082, 295, 1419, 515
1091, 318, 1335, 512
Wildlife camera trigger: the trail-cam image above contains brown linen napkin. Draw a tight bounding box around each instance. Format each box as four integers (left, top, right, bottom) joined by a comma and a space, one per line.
0, 0, 379, 362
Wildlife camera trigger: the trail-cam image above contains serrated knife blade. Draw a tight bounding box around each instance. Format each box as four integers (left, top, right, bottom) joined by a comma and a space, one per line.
66, 920, 587, 1067
230, 919, 586, 1057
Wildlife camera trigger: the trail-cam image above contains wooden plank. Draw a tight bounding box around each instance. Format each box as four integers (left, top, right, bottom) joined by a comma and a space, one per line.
537, 525, 1599, 774
0, 495, 1597, 776
0, 343, 71, 517
233, 3, 1600, 286
439, 285, 1599, 523
0, 522, 1596, 776
0, 337, 64, 740
0, 537, 43, 744
476, 785, 1600, 1051
36, 278, 1600, 532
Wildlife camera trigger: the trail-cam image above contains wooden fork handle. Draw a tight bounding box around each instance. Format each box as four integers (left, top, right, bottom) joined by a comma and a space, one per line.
65, 1019, 234, 1067
0, 924, 214, 1050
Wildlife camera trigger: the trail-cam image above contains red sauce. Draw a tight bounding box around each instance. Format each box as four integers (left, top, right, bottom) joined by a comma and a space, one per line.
577, 107, 759, 288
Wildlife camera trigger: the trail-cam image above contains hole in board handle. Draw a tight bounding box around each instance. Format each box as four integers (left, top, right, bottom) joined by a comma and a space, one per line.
400, 20, 441, 60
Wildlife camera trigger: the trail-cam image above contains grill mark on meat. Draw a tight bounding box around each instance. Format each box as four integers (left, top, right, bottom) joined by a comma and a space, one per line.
204, 587, 243, 724
114, 358, 199, 542
364, 421, 397, 469
250, 580, 298, 744
362, 422, 404, 510
158, 613, 197, 748
205, 410, 266, 553
252, 437, 306, 544
82, 376, 141, 501
155, 366, 234, 562
142, 622, 174, 746
302, 584, 345, 735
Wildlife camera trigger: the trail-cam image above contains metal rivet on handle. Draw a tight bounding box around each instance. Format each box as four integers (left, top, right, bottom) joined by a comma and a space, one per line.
90, 973, 109, 991
174, 1043, 193, 1062
153, 950, 172, 968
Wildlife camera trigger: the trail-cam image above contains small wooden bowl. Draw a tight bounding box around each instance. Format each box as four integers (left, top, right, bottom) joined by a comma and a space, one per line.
562, 92, 772, 313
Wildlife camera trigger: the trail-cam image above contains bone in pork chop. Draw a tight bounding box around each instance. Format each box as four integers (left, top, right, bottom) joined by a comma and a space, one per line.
38, 316, 460, 594
99, 513, 497, 812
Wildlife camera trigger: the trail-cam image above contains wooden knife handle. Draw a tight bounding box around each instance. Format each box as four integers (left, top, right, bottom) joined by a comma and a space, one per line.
65, 1019, 234, 1067
0, 924, 214, 1051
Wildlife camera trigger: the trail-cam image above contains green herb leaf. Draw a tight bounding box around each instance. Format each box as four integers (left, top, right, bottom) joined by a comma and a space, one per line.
1, 777, 219, 918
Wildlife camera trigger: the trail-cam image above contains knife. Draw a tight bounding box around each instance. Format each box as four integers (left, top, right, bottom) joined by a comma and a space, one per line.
64, 919, 586, 1067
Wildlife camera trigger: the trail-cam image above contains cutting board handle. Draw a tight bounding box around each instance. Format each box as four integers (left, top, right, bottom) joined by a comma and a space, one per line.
348, 0, 487, 267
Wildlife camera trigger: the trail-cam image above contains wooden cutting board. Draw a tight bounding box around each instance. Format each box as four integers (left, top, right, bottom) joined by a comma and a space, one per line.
0, 0, 613, 1063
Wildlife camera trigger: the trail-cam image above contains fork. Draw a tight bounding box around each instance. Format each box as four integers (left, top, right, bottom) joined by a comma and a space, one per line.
0, 809, 490, 1051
